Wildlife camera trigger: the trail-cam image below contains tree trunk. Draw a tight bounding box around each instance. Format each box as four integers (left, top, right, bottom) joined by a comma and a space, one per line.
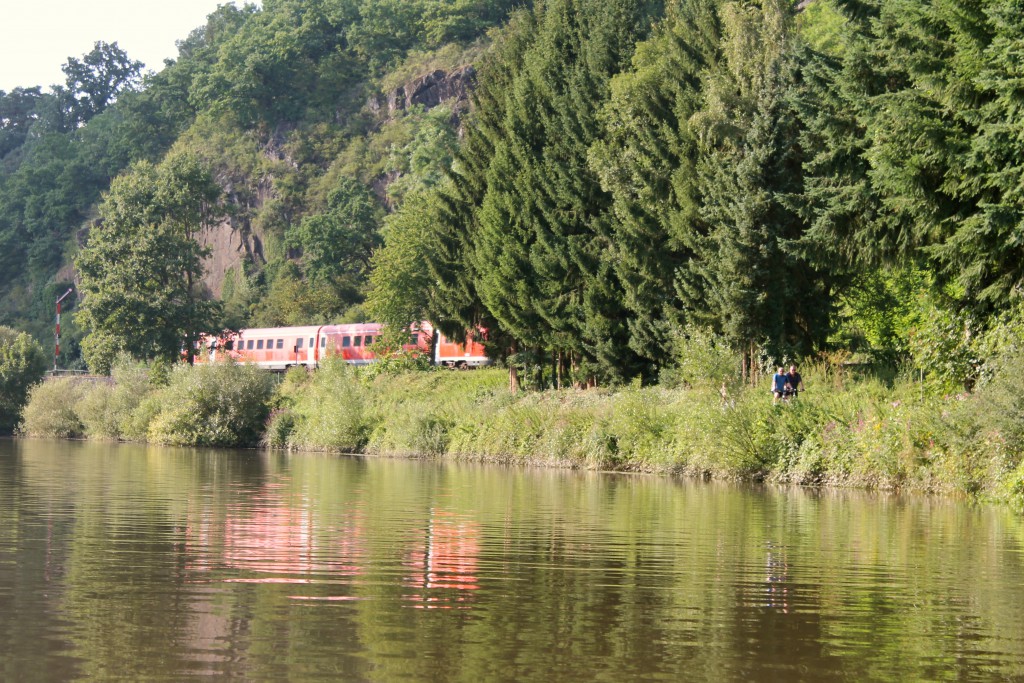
509, 341, 519, 394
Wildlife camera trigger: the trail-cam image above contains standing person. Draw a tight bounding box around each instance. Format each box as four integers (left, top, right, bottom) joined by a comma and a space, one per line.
786, 364, 804, 399
772, 367, 789, 404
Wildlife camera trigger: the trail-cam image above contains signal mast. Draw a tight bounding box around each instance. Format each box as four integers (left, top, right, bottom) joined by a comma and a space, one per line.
54, 288, 73, 372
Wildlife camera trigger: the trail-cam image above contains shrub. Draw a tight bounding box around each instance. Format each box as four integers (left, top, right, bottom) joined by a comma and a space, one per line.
77, 382, 118, 438
263, 409, 296, 448
0, 327, 48, 433
147, 362, 275, 447
971, 352, 1024, 457
288, 359, 374, 452
76, 357, 155, 440
660, 324, 740, 389
20, 378, 88, 438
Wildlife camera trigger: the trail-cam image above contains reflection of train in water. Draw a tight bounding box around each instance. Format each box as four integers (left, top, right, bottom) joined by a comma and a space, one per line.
194, 321, 491, 371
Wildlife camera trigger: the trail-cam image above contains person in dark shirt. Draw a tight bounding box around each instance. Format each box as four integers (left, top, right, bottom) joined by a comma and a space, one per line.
785, 365, 804, 399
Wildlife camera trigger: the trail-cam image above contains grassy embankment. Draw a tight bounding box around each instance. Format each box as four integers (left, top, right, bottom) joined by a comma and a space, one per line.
19, 355, 1024, 509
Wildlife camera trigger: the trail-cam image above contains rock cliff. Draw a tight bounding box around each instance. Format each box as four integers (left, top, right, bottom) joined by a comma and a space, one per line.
198, 66, 476, 297
367, 66, 476, 119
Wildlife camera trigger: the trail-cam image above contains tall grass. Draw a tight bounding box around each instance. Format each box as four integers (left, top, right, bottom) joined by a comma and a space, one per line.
278, 363, 1024, 507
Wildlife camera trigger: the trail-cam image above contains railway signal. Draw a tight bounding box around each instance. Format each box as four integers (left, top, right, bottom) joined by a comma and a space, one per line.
54, 288, 73, 372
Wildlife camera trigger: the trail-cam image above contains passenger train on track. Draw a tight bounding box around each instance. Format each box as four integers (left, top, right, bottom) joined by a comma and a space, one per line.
193, 321, 490, 371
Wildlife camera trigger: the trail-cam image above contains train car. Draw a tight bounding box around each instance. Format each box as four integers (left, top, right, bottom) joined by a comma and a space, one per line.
317, 323, 425, 365
434, 329, 490, 368
199, 325, 324, 371
194, 322, 437, 371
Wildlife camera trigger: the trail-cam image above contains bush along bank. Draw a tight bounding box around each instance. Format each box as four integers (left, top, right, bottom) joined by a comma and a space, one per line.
21, 359, 274, 447
18, 356, 1024, 511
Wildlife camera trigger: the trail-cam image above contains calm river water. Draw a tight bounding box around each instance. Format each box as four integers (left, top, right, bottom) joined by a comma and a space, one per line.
2, 438, 1024, 681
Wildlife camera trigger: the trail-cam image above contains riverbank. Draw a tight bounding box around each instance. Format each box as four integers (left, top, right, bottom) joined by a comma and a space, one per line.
18, 358, 1024, 510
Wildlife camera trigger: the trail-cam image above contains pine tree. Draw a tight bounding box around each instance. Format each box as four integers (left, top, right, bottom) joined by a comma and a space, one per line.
589, 0, 722, 368
691, 0, 831, 372
426, 8, 538, 347
472, 0, 660, 382
934, 0, 1024, 305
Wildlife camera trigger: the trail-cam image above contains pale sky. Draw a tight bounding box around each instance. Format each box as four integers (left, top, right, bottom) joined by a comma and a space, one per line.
0, 0, 256, 93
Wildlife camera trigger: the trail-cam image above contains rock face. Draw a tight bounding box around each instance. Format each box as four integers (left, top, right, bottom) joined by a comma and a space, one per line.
200, 177, 274, 298
368, 66, 476, 119
200, 66, 476, 297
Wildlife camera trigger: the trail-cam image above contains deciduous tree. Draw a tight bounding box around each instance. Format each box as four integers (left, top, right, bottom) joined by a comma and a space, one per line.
0, 326, 47, 432
76, 153, 223, 369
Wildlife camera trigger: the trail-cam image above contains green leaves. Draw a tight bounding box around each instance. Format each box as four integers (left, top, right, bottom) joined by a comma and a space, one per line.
76, 153, 223, 368
61, 41, 143, 126
0, 326, 47, 432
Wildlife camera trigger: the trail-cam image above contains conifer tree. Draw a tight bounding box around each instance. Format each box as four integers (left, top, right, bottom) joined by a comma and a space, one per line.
590, 0, 722, 367
934, 0, 1024, 305
424, 8, 538, 357
470, 0, 659, 382
691, 0, 831, 373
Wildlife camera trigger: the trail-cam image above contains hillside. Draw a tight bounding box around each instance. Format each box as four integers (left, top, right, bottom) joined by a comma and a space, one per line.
2, 0, 1024, 394
0, 0, 518, 367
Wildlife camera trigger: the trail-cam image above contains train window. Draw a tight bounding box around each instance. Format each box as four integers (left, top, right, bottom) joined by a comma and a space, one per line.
296, 338, 304, 349
353, 336, 361, 347
257, 340, 264, 350
409, 334, 418, 345
224, 341, 234, 351
276, 339, 284, 349
309, 337, 314, 348
247, 340, 254, 350
320, 337, 326, 348
364, 336, 373, 346
342, 336, 351, 348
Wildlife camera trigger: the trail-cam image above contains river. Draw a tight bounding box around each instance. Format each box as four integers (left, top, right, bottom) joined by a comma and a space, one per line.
1, 438, 1023, 680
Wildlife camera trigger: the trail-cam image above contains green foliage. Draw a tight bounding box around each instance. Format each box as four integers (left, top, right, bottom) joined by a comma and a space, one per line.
660, 324, 740, 388
287, 176, 383, 301
690, 0, 832, 367
0, 326, 48, 432
61, 41, 143, 126
76, 152, 223, 364
444, 0, 662, 383
6, 0, 1024, 395
905, 293, 978, 392
288, 358, 374, 452
589, 0, 721, 365
796, 0, 851, 55
0, 87, 44, 158
147, 362, 275, 447
365, 189, 443, 329
76, 357, 155, 439
20, 378, 89, 438
80, 331, 122, 376
248, 260, 349, 327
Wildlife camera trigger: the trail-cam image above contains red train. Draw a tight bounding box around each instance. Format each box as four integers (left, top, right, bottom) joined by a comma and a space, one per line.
194, 322, 490, 371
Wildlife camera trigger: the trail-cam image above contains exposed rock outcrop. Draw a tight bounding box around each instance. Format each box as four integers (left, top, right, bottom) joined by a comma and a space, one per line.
200, 66, 477, 297
367, 66, 476, 119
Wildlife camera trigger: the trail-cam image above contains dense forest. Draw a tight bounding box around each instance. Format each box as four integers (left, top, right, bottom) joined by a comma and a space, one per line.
2, 0, 1023, 389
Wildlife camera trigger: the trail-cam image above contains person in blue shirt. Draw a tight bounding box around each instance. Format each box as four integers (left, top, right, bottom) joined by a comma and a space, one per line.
772, 367, 790, 404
